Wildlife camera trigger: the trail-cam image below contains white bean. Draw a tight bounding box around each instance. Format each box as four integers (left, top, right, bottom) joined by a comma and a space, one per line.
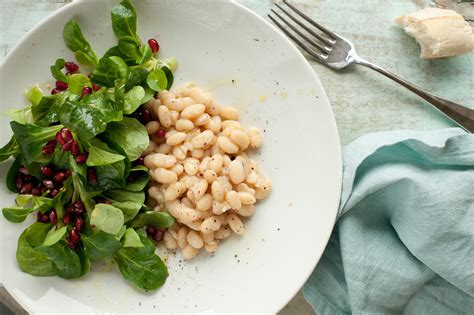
237, 183, 256, 195
194, 113, 210, 126
201, 231, 214, 243
191, 148, 204, 159
221, 120, 244, 131
230, 130, 250, 150
181, 197, 194, 208
235, 204, 256, 217
142, 141, 156, 156
212, 200, 230, 215
189, 87, 213, 107
177, 226, 189, 249
209, 154, 224, 173
226, 190, 242, 210
201, 216, 221, 233
172, 145, 187, 160
229, 160, 245, 184
196, 194, 213, 211
211, 180, 225, 202
247, 127, 263, 148
191, 130, 215, 149
164, 182, 186, 201
186, 230, 204, 249
165, 201, 201, 223
175, 119, 195, 132
153, 168, 177, 184
148, 186, 164, 203
170, 110, 179, 125
164, 231, 178, 250
228, 213, 245, 235
199, 156, 212, 173
191, 179, 208, 201
185, 220, 203, 231
171, 164, 184, 176
155, 143, 172, 154
203, 169, 218, 183
183, 244, 199, 259
184, 158, 200, 176
238, 191, 256, 205
144, 155, 155, 169
152, 153, 177, 168
217, 136, 239, 154
145, 121, 160, 135
214, 225, 232, 239
166, 132, 186, 146
181, 104, 205, 120
220, 106, 239, 121
255, 178, 272, 199
204, 240, 219, 253
157, 105, 172, 128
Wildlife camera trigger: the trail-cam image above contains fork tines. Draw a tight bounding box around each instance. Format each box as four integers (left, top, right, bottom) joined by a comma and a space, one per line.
268, 0, 336, 61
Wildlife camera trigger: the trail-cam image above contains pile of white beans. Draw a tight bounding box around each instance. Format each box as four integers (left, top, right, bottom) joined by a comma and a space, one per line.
142, 83, 271, 259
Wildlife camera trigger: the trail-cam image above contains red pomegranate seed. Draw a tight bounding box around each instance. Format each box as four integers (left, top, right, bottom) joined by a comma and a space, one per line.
49, 209, 58, 225
51, 88, 60, 95
65, 169, 72, 178
42, 179, 54, 189
41, 186, 48, 194
56, 128, 72, 145
31, 188, 42, 196
55, 81, 68, 91
16, 175, 23, 191
20, 183, 33, 194
134, 156, 145, 166
73, 200, 85, 215
53, 171, 66, 183
156, 128, 166, 138
41, 213, 50, 223
81, 86, 92, 97
146, 226, 156, 236
75, 152, 88, 164
50, 189, 59, 197
37, 211, 43, 222
66, 237, 77, 249
65, 61, 79, 73
63, 213, 72, 225
147, 39, 160, 54
70, 228, 81, 242
71, 141, 80, 156
154, 229, 164, 242
40, 165, 54, 177
42, 140, 56, 155
62, 141, 73, 151
87, 168, 97, 184
74, 217, 84, 232
136, 107, 152, 124
92, 83, 101, 91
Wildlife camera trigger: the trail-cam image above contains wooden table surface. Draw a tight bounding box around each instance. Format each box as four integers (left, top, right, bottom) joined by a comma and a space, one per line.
1, 0, 473, 314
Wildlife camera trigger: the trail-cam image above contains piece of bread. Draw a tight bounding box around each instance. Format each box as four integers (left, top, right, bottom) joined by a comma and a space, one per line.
395, 8, 474, 59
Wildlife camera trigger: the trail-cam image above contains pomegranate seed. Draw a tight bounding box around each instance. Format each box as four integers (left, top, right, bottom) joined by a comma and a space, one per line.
24, 175, 33, 182
136, 107, 152, 124
65, 61, 79, 73
49, 209, 57, 225
147, 39, 160, 54
31, 187, 42, 196
16, 175, 23, 191
92, 83, 101, 91
63, 213, 72, 225
73, 200, 85, 215
71, 141, 80, 155
156, 128, 166, 138
56, 128, 72, 145
75, 152, 88, 164
51, 88, 60, 95
40, 165, 54, 177
50, 189, 59, 197
20, 183, 33, 194
53, 171, 66, 183
18, 167, 29, 175
55, 81, 68, 91
134, 156, 145, 166
62, 141, 73, 151
81, 86, 92, 97
154, 229, 164, 242
41, 214, 50, 223
65, 169, 72, 178
70, 228, 81, 242
74, 217, 84, 232
42, 140, 57, 155
67, 237, 77, 249
37, 211, 43, 222
146, 226, 156, 236
41, 186, 48, 194
87, 168, 97, 184
42, 179, 54, 189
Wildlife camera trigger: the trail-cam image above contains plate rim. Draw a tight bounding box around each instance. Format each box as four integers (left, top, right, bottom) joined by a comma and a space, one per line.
0, 0, 342, 313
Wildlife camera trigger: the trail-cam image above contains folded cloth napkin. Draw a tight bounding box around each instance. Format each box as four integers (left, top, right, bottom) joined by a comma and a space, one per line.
303, 128, 474, 314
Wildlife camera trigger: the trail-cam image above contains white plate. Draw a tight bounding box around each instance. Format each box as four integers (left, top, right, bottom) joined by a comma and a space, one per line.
0, 0, 341, 313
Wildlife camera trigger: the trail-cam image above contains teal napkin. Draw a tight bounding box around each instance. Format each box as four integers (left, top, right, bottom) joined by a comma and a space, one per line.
303, 128, 474, 314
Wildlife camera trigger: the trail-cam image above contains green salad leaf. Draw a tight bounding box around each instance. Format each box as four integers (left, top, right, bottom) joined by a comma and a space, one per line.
63, 19, 98, 66
111, 201, 142, 222
6, 155, 21, 192
66, 73, 91, 95
124, 85, 145, 114
37, 241, 83, 279
26, 86, 43, 106
82, 231, 123, 260
42, 226, 68, 247
128, 211, 175, 229
122, 228, 144, 248
0, 136, 19, 162
111, 0, 139, 43
92, 56, 128, 87
146, 68, 167, 92
90, 204, 125, 235
50, 58, 68, 82
16, 223, 55, 276
114, 232, 168, 291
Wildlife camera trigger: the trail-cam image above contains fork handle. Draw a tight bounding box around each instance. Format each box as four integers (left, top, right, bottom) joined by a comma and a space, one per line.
355, 59, 474, 133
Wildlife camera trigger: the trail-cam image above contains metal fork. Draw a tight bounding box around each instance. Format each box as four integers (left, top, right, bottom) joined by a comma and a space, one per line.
268, 0, 474, 133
